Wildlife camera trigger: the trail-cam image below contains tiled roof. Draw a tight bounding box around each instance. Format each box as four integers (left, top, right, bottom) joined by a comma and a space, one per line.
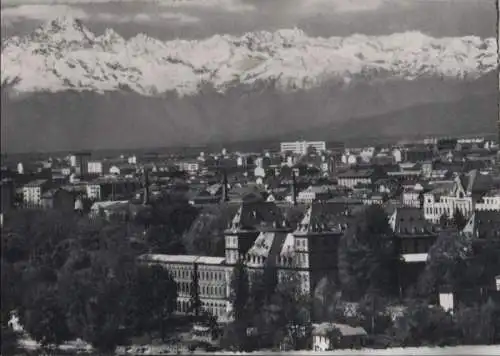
295, 202, 352, 235
230, 202, 286, 231
390, 207, 437, 236
473, 211, 500, 238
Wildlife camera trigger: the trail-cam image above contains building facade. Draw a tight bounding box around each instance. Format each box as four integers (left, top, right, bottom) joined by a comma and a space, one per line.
22, 179, 50, 208
138, 254, 232, 321
423, 170, 498, 223
280, 141, 326, 155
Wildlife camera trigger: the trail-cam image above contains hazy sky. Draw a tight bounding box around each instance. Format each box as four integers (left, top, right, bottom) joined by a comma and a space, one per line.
1, 0, 497, 40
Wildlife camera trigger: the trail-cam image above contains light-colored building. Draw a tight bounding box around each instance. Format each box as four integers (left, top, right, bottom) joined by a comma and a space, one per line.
23, 179, 49, 208
70, 152, 91, 176
280, 141, 326, 155
475, 190, 500, 211
337, 170, 375, 189
87, 161, 104, 175
177, 161, 200, 174
423, 170, 498, 223
138, 254, 232, 321
312, 323, 367, 351
297, 185, 331, 204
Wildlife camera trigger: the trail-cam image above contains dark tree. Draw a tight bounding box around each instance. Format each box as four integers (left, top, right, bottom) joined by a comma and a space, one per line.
229, 259, 250, 350
338, 205, 399, 300
452, 208, 467, 231
439, 212, 449, 228
145, 225, 186, 254
189, 264, 202, 318
21, 288, 72, 348
270, 270, 312, 350
391, 302, 459, 347
417, 230, 471, 297
128, 265, 178, 340
455, 300, 498, 345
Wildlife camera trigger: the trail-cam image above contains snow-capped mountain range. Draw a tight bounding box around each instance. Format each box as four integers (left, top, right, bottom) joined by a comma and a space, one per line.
1, 17, 497, 96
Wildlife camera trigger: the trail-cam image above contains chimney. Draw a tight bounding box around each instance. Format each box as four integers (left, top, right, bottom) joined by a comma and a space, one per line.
222, 169, 229, 202
292, 171, 297, 206
143, 167, 150, 205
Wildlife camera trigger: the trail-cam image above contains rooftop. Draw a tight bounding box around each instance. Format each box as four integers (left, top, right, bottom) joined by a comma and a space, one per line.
312, 322, 368, 337
24, 179, 48, 187
139, 254, 226, 265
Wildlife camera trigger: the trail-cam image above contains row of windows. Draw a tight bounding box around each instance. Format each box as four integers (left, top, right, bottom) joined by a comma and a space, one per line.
176, 300, 226, 317
170, 268, 225, 281
226, 250, 238, 262
295, 238, 307, 248
177, 282, 226, 297
226, 236, 238, 247
425, 204, 472, 217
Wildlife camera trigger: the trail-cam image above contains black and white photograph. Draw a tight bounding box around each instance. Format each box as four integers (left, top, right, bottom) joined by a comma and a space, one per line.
1, 0, 500, 355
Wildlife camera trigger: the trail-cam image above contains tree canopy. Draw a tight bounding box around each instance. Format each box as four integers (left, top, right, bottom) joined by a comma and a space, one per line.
338, 205, 399, 300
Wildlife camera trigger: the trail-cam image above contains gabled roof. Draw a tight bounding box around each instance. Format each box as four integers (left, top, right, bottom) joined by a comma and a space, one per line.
295, 202, 352, 235
229, 202, 286, 231
465, 211, 500, 239
247, 231, 288, 262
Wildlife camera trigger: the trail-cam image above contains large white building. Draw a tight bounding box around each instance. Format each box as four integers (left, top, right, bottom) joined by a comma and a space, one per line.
23, 179, 50, 207
423, 170, 499, 223
280, 141, 326, 155
138, 255, 231, 321
87, 161, 104, 175
141, 201, 354, 321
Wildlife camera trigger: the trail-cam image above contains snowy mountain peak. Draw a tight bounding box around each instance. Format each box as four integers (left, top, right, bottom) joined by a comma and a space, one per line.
1, 19, 497, 96
33, 16, 95, 44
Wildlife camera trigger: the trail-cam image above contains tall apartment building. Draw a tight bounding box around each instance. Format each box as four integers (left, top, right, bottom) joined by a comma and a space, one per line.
87, 161, 104, 176
70, 152, 91, 177
280, 141, 326, 155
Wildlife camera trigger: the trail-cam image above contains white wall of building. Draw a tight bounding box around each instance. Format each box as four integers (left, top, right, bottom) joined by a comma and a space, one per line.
280, 141, 326, 155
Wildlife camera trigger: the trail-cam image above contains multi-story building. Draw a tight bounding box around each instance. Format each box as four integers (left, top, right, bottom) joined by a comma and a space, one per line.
87, 161, 104, 176
475, 190, 500, 211
226, 201, 353, 295
423, 170, 498, 223
337, 169, 377, 189
23, 179, 50, 208
297, 186, 332, 204
138, 255, 232, 321
389, 207, 439, 293
85, 177, 140, 201
177, 161, 200, 174
462, 210, 500, 239
280, 141, 326, 155
70, 152, 91, 177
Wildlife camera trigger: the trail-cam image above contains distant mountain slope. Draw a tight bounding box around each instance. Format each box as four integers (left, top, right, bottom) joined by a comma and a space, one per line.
2, 73, 496, 153
290, 93, 498, 144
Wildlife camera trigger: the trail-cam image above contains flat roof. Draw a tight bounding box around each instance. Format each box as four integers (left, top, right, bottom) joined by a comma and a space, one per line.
24, 179, 48, 187
139, 254, 226, 265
